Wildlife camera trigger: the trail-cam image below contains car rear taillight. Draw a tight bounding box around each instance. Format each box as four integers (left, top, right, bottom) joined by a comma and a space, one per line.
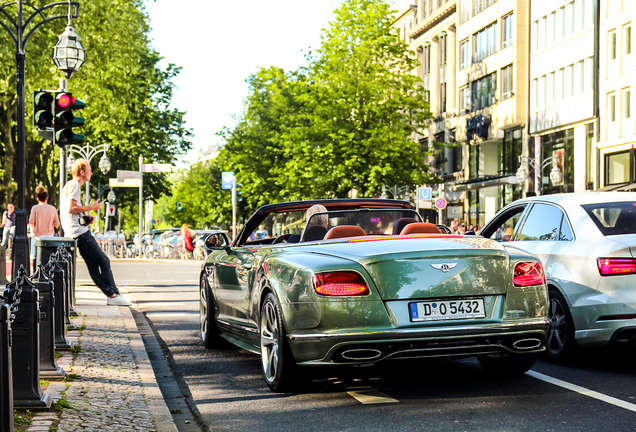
513, 262, 546, 287
313, 271, 370, 296
597, 258, 636, 276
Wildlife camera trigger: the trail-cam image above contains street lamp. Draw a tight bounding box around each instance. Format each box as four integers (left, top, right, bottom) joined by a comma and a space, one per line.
66, 143, 110, 203
380, 184, 412, 201
52, 4, 86, 80
515, 155, 563, 195
0, 0, 82, 276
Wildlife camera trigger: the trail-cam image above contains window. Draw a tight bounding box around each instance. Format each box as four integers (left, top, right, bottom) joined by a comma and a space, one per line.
575, 0, 582, 31
567, 64, 574, 97
539, 17, 546, 48
541, 129, 575, 194
624, 89, 631, 119
459, 85, 471, 112
423, 45, 431, 75
473, 21, 498, 62
501, 64, 513, 100
539, 75, 546, 107
585, 123, 594, 190
532, 78, 538, 108
502, 13, 514, 48
471, 72, 497, 110
626, 25, 632, 55
557, 68, 564, 100
548, 72, 555, 104
460, 39, 470, 70
578, 60, 585, 93
578, 0, 584, 30
567, 2, 575, 35
609, 93, 616, 122
532, 21, 538, 52
583, 201, 636, 236
517, 204, 565, 241
610, 31, 617, 60
547, 12, 555, 45
439, 34, 447, 66
440, 82, 447, 113
558, 7, 565, 39
604, 151, 632, 184
472, 0, 498, 17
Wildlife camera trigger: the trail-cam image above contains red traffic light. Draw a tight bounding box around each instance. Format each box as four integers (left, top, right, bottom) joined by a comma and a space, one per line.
56, 93, 72, 108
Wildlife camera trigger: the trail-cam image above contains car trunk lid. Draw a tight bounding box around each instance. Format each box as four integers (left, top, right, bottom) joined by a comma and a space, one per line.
312, 237, 510, 300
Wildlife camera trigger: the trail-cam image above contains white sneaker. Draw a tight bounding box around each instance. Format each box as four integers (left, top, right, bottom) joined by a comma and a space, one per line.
107, 295, 132, 306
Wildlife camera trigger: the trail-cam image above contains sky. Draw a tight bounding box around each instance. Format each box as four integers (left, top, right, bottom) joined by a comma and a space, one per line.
144, 0, 344, 164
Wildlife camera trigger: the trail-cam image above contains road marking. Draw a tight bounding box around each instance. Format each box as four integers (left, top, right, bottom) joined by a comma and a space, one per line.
527, 370, 636, 413
345, 386, 398, 404
145, 312, 197, 317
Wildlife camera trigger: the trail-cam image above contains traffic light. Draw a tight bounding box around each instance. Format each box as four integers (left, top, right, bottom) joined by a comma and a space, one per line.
33, 91, 54, 129
236, 183, 243, 202
53, 92, 85, 146
177, 202, 182, 211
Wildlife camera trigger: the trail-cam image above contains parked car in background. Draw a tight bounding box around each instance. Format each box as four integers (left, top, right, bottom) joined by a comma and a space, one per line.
480, 192, 636, 361
200, 199, 548, 392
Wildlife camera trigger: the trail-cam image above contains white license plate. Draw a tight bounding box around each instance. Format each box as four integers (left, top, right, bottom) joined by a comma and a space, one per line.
409, 299, 486, 322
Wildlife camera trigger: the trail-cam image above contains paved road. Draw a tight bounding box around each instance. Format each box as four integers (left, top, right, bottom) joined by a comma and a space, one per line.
80, 260, 636, 432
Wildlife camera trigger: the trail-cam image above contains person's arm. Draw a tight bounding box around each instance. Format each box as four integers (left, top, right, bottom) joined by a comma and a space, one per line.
68, 198, 102, 214
1, 213, 5, 227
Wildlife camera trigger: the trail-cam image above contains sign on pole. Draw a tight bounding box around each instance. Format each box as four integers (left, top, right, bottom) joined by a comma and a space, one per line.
142, 163, 174, 173
222, 172, 234, 190
117, 170, 142, 180
109, 178, 141, 187
107, 205, 116, 216
418, 187, 432, 201
435, 197, 448, 210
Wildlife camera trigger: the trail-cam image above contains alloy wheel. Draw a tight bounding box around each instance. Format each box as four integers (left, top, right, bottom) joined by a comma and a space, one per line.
547, 297, 567, 355
200, 275, 208, 340
260, 300, 279, 384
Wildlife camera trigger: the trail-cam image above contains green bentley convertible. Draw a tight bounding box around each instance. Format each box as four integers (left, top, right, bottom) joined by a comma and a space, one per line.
199, 199, 549, 392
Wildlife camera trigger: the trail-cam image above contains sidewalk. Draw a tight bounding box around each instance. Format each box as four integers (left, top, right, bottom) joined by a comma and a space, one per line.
24, 285, 179, 432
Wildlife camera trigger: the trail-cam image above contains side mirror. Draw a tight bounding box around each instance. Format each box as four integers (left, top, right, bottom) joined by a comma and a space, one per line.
205, 233, 230, 250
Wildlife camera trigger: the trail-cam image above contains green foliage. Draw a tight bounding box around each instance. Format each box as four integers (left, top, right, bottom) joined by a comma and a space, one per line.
63, 373, 81, 382
167, 0, 433, 225
69, 346, 83, 354
40, 379, 51, 387
51, 399, 71, 411
0, 0, 192, 220
13, 410, 32, 426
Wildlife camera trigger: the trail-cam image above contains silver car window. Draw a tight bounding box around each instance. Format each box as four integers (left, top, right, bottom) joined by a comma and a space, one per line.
516, 203, 564, 241
582, 201, 636, 235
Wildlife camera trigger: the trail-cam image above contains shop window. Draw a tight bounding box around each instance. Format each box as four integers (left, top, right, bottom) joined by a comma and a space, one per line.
541, 129, 574, 194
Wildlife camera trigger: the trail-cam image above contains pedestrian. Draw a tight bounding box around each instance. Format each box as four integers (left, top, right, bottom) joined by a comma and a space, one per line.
28, 185, 61, 263
1, 203, 16, 249
181, 223, 194, 257
255, 224, 269, 239
458, 223, 467, 235
449, 219, 458, 234
61, 158, 131, 306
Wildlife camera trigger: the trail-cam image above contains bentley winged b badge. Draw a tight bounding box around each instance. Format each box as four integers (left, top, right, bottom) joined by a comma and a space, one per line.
431, 263, 458, 273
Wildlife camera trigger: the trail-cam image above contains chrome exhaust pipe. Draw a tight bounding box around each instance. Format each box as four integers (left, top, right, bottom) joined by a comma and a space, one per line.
513, 338, 542, 350
341, 349, 382, 361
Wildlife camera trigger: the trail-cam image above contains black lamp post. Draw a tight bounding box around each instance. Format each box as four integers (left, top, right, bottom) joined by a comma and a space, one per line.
0, 0, 82, 276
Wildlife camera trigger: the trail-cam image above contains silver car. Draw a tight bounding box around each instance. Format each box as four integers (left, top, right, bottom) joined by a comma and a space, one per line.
480, 192, 636, 361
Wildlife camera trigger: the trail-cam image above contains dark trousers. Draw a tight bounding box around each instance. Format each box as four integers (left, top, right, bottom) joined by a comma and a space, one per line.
76, 232, 119, 298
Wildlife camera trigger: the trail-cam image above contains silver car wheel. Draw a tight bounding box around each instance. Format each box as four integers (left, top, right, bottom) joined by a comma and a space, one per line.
260, 300, 279, 384
547, 297, 567, 353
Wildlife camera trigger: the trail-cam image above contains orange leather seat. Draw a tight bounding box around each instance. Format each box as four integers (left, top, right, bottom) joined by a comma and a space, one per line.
324, 225, 367, 240
400, 223, 441, 235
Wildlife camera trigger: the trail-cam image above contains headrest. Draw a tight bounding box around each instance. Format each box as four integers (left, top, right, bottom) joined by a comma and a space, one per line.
303, 225, 328, 242
324, 225, 367, 240
400, 223, 441, 235
392, 217, 419, 235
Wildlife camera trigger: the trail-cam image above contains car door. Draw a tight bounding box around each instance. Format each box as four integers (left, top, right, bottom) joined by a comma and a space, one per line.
509, 203, 568, 271
214, 246, 257, 328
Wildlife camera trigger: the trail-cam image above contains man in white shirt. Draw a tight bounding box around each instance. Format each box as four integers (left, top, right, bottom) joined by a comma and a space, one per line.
61, 158, 131, 306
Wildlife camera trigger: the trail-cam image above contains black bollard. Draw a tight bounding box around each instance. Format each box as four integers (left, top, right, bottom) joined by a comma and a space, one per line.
5, 266, 51, 409
0, 303, 13, 432
0, 247, 7, 286
30, 265, 65, 380
58, 245, 78, 317
48, 258, 71, 350
54, 248, 75, 331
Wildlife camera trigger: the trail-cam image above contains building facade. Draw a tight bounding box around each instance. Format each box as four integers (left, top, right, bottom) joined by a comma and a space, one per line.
597, 0, 636, 192
528, 0, 598, 195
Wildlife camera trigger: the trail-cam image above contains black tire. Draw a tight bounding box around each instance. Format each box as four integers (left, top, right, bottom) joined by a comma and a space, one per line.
478, 353, 538, 375
200, 272, 232, 349
260, 293, 305, 392
545, 287, 577, 362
